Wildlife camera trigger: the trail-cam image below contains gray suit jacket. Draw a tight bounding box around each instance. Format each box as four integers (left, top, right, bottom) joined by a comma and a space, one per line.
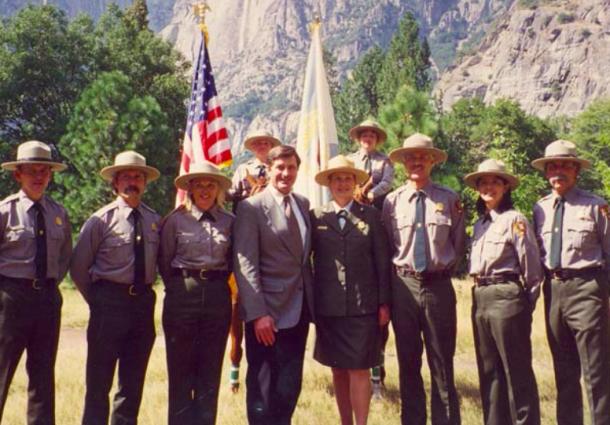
311, 202, 391, 317
233, 187, 314, 329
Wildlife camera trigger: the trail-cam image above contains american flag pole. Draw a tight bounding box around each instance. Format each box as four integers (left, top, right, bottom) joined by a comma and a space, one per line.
176, 2, 231, 205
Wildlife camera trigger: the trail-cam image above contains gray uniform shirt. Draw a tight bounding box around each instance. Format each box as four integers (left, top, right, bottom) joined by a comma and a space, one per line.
158, 204, 234, 281
348, 149, 394, 198
227, 158, 269, 202
382, 182, 466, 271
0, 190, 72, 281
533, 187, 610, 272
470, 209, 543, 302
70, 197, 161, 294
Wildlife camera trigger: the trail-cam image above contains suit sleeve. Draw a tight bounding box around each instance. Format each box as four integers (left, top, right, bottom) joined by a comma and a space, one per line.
233, 200, 268, 322
70, 216, 103, 298
371, 208, 391, 305
381, 196, 396, 257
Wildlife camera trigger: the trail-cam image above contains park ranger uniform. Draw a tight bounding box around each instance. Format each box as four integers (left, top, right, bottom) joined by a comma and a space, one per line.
348, 150, 394, 210
533, 188, 610, 425
159, 162, 235, 425
382, 179, 465, 425
470, 209, 541, 425
0, 141, 72, 425
71, 151, 161, 425
227, 158, 270, 204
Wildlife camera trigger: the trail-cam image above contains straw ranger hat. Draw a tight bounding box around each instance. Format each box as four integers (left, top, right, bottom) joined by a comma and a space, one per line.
174, 161, 231, 191
100, 151, 160, 182
388, 133, 448, 164
464, 159, 519, 190
348, 119, 387, 144
1, 140, 67, 172
531, 139, 590, 171
315, 155, 369, 186
243, 130, 281, 152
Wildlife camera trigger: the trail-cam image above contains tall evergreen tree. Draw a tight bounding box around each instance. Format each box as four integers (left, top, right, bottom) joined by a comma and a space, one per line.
125, 0, 149, 31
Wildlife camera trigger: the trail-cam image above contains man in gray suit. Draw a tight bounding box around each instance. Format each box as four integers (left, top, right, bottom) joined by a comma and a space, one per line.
234, 144, 314, 425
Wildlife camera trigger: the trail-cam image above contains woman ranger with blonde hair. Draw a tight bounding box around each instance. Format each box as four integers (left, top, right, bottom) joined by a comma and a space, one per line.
158, 161, 234, 425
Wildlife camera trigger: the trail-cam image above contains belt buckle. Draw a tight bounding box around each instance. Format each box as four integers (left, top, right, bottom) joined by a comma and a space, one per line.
32, 278, 42, 290
413, 271, 424, 280
128, 285, 137, 296
551, 270, 563, 280
199, 269, 208, 280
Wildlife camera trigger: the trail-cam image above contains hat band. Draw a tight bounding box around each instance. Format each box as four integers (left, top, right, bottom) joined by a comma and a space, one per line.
547, 154, 578, 159
15, 157, 55, 163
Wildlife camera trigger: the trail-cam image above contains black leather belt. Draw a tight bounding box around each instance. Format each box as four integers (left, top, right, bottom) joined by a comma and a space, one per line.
94, 279, 152, 296
175, 268, 230, 281
395, 266, 451, 281
0, 274, 56, 290
473, 273, 520, 287
546, 267, 601, 281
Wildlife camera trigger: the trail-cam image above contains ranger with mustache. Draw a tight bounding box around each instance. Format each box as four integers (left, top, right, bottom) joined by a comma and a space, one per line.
71, 151, 161, 425
532, 140, 610, 425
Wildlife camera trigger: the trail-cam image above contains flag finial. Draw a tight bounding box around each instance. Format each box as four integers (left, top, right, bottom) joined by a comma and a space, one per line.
309, 14, 321, 33
193, 2, 211, 44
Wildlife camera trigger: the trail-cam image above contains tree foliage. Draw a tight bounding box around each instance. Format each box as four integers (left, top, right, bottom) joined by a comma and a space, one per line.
0, 3, 189, 229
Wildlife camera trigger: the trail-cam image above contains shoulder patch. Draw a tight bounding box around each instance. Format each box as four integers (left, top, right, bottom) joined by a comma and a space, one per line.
512, 220, 527, 238
600, 204, 609, 219
454, 200, 463, 215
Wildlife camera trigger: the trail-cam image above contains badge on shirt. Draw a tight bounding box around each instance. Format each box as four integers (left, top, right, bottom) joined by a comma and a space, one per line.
513, 221, 526, 238
151, 222, 158, 232
600, 204, 609, 219
435, 203, 444, 213
55, 216, 63, 226
357, 221, 368, 232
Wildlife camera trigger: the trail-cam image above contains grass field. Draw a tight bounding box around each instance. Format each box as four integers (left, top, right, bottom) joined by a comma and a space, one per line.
3, 279, 576, 424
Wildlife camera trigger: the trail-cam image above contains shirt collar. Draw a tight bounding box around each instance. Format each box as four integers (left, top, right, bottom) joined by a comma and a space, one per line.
269, 185, 293, 207
406, 181, 433, 202
19, 190, 47, 212
332, 200, 353, 214
115, 196, 142, 219
189, 203, 218, 221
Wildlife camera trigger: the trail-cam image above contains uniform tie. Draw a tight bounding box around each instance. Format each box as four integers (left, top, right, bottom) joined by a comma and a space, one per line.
413, 191, 428, 273
337, 209, 348, 229
549, 196, 565, 270
283, 196, 303, 257
363, 154, 372, 175
200, 211, 216, 222
131, 209, 146, 288
256, 164, 267, 179
33, 202, 47, 280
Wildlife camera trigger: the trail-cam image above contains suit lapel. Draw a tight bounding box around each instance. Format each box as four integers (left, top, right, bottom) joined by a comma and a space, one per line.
262, 189, 302, 260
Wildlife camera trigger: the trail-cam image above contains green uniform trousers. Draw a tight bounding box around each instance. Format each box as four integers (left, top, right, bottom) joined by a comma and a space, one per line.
0, 277, 61, 425
391, 272, 460, 425
163, 274, 232, 425
544, 271, 610, 425
472, 282, 540, 425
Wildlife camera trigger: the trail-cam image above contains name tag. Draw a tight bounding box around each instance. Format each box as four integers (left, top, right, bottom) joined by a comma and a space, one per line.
316, 225, 328, 230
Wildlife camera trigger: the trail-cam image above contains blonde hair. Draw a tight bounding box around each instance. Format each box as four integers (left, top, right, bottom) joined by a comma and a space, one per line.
182, 179, 227, 212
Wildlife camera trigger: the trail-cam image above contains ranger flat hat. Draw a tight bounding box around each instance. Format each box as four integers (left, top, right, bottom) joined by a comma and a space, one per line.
243, 130, 281, 151
315, 155, 369, 187
100, 151, 160, 182
1, 140, 67, 172
348, 119, 387, 144
464, 159, 519, 190
174, 161, 231, 191
531, 139, 590, 171
388, 133, 448, 164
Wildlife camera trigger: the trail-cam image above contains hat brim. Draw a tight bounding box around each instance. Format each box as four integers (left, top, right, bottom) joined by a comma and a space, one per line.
388, 147, 448, 165
100, 165, 160, 182
244, 136, 281, 151
348, 125, 387, 144
315, 166, 370, 187
531, 156, 591, 171
464, 171, 519, 190
1, 160, 67, 172
174, 172, 231, 191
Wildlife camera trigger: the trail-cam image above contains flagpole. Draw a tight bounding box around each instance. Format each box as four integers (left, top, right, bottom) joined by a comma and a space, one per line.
193, 2, 211, 44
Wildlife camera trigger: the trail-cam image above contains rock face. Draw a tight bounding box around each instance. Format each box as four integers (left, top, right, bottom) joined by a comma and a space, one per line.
159, 0, 508, 155
435, 0, 610, 117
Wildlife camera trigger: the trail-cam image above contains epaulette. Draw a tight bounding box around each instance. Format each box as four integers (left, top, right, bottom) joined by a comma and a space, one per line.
431, 182, 458, 196
216, 207, 236, 219
140, 202, 160, 216
0, 193, 20, 206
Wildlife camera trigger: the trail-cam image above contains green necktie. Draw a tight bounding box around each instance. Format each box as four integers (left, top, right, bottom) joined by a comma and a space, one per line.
549, 197, 565, 270
131, 209, 146, 288
413, 191, 427, 272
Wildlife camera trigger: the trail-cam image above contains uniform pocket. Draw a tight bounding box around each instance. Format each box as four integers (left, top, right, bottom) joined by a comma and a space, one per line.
429, 215, 451, 243
565, 220, 596, 249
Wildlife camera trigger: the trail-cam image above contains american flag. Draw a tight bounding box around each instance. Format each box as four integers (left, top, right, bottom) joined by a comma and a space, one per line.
176, 36, 231, 204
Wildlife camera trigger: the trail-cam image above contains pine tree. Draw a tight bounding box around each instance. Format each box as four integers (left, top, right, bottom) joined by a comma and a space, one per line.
126, 0, 149, 31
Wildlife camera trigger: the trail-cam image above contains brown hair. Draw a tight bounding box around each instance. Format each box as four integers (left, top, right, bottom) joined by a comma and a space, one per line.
268, 145, 301, 167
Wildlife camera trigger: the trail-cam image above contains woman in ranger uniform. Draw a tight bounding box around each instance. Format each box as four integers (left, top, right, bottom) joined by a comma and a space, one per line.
311, 155, 391, 425
465, 159, 542, 425
158, 161, 234, 425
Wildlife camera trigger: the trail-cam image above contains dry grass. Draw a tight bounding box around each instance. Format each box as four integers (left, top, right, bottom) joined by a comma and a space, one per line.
4, 280, 576, 424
